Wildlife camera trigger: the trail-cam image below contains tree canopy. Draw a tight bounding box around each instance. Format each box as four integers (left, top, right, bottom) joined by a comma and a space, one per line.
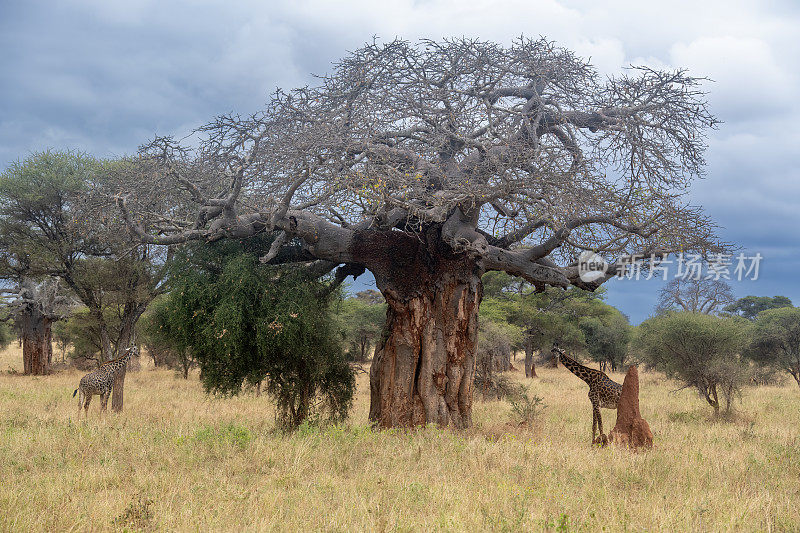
656, 277, 735, 315
481, 271, 628, 369
725, 295, 793, 321
0, 151, 166, 362
636, 312, 750, 414
747, 306, 800, 388
118, 37, 721, 291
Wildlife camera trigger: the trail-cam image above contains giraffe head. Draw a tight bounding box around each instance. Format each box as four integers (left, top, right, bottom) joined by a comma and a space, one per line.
124, 345, 139, 359
551, 342, 563, 366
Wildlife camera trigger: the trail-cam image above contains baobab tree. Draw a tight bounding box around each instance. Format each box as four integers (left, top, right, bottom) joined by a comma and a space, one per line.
118, 38, 722, 428
2, 279, 71, 375
655, 277, 735, 315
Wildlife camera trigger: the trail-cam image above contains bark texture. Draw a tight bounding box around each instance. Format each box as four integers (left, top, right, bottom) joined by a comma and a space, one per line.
360, 228, 482, 428
21, 315, 53, 376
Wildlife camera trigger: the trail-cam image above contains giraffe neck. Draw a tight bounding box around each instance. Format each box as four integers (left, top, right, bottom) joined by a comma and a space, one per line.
103, 349, 133, 374
558, 351, 595, 385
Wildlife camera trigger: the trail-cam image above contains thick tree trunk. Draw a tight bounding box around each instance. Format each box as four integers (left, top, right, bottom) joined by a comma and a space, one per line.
112, 319, 133, 412
369, 276, 480, 428
359, 229, 481, 428
110, 303, 146, 412
21, 315, 53, 376
110, 308, 139, 411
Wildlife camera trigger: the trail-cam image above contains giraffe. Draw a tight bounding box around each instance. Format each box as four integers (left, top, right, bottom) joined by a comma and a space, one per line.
73, 346, 138, 419
552, 342, 622, 445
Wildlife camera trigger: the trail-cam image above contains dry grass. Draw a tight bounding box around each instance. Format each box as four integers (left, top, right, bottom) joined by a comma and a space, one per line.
1, 345, 798, 532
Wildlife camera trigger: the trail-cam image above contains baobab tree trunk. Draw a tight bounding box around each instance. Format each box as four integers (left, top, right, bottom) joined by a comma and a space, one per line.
369, 275, 480, 428
12, 279, 65, 376
21, 315, 53, 376
359, 228, 482, 429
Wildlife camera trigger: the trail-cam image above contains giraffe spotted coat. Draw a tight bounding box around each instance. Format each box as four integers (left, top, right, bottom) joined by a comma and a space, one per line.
552, 343, 622, 445
73, 346, 138, 418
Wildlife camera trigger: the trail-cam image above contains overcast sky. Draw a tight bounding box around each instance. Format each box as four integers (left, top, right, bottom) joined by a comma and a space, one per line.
2, 0, 798, 322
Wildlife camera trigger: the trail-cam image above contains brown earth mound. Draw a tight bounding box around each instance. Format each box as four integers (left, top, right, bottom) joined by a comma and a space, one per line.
609, 366, 653, 450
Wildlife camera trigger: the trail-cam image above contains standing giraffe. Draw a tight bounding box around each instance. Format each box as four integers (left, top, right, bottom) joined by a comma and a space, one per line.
73, 346, 138, 419
552, 343, 622, 445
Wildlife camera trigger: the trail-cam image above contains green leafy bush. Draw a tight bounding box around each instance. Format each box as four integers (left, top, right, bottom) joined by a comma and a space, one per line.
156, 234, 355, 429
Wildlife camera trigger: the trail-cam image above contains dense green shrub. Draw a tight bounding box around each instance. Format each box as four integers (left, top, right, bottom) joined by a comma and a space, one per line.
157, 234, 355, 429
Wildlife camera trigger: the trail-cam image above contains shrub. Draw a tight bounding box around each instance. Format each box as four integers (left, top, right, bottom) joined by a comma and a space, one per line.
509, 392, 546, 426
159, 234, 355, 430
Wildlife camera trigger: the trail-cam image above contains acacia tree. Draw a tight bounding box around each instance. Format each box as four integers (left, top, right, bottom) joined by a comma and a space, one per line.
0, 151, 166, 410
481, 271, 601, 375
338, 290, 386, 361
656, 277, 735, 315
636, 312, 750, 415
118, 38, 721, 428
747, 307, 800, 388
725, 295, 792, 320
579, 310, 630, 372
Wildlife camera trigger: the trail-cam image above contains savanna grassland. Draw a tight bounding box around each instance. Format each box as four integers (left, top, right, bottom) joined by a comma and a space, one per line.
1, 345, 798, 532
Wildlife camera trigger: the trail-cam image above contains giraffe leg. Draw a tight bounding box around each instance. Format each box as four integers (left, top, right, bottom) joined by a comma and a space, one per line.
591, 402, 608, 446
77, 390, 84, 420
83, 395, 92, 419
100, 391, 110, 416
596, 406, 608, 446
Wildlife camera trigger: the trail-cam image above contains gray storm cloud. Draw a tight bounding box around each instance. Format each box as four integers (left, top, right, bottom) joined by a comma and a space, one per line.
1, 0, 797, 322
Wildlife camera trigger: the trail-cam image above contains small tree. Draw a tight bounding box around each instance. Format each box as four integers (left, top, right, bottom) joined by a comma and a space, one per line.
52, 319, 71, 363
747, 307, 800, 388
139, 296, 195, 378
160, 235, 355, 429
0, 314, 12, 351
725, 295, 792, 321
475, 319, 522, 400
636, 312, 750, 415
